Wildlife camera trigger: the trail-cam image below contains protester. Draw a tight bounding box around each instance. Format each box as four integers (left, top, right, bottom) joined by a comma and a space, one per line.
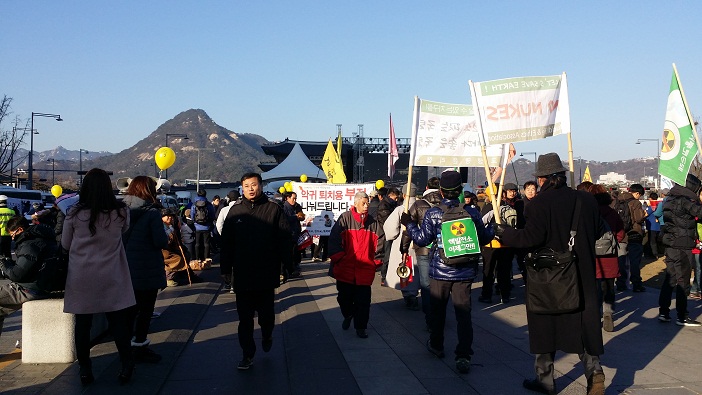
0, 216, 55, 344
283, 191, 302, 277
329, 191, 384, 339
122, 176, 169, 363
616, 183, 647, 292
376, 187, 399, 286
403, 170, 494, 374
220, 173, 292, 370
644, 192, 662, 258
522, 180, 538, 206
62, 168, 136, 385
0, 195, 15, 258
180, 208, 196, 263
313, 214, 333, 262
658, 173, 702, 326
495, 153, 605, 395
190, 189, 215, 266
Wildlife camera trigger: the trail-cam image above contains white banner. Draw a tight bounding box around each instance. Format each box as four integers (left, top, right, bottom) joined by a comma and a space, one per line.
470, 73, 571, 146
409, 98, 503, 167
292, 182, 376, 236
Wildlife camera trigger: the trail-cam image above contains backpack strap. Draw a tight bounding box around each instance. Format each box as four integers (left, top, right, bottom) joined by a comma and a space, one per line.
569, 195, 582, 252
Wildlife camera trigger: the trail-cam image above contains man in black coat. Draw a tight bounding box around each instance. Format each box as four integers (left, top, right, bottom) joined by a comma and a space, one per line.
220, 173, 292, 370
659, 173, 702, 326
495, 153, 605, 395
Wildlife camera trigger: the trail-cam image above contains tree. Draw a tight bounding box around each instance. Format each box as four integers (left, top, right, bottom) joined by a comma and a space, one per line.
0, 95, 29, 185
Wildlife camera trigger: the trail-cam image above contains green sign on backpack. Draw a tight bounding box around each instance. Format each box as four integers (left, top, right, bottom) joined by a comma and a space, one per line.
441, 217, 481, 258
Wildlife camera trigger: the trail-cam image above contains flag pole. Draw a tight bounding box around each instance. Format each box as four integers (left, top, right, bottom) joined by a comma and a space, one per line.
673, 63, 702, 156
405, 97, 421, 213
567, 133, 575, 188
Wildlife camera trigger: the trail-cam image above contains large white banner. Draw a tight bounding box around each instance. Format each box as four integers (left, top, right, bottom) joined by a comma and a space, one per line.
469, 73, 570, 146
409, 97, 503, 167
293, 182, 376, 236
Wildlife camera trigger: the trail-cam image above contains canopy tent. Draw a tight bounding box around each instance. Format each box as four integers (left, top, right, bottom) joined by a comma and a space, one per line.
261, 143, 327, 182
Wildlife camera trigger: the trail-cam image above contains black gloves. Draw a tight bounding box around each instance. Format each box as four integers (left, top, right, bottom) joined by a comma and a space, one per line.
494, 223, 510, 239
400, 212, 412, 226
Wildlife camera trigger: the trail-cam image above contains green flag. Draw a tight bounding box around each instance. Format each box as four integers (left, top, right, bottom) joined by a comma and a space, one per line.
658, 68, 697, 186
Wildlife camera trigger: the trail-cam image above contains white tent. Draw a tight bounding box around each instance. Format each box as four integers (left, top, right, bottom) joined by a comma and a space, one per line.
261, 143, 327, 182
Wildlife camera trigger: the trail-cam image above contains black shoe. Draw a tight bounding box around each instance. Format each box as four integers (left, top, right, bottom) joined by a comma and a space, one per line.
79, 364, 94, 386
356, 329, 368, 338
426, 339, 445, 358
342, 315, 353, 330
118, 360, 135, 384
501, 296, 511, 304
616, 284, 627, 292
478, 296, 492, 303
632, 284, 646, 292
522, 378, 555, 394
262, 337, 273, 352
677, 317, 702, 327
237, 357, 254, 370
132, 345, 162, 363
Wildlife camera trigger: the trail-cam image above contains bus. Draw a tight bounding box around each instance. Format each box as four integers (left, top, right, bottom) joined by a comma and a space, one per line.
0, 187, 44, 215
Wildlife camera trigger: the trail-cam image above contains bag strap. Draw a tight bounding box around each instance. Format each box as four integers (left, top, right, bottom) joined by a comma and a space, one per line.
569, 195, 582, 252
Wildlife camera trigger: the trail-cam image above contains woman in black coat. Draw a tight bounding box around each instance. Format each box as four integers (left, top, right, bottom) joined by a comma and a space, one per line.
496, 153, 605, 395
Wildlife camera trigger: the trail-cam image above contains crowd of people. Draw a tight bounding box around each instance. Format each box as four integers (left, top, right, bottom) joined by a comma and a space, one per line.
1, 155, 701, 394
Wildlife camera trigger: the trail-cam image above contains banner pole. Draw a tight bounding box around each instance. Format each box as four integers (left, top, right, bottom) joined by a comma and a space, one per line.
470, 80, 501, 226
567, 133, 575, 188
673, 63, 702, 156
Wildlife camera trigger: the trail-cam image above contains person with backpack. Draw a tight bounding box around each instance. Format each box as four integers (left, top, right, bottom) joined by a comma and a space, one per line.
0, 216, 56, 345
400, 176, 442, 328
616, 183, 648, 292
190, 189, 215, 267
658, 173, 702, 326
402, 170, 494, 374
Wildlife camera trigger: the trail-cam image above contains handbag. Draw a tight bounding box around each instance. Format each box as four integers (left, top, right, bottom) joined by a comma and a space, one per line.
297, 230, 313, 251
524, 196, 582, 314
36, 246, 69, 293
595, 218, 618, 256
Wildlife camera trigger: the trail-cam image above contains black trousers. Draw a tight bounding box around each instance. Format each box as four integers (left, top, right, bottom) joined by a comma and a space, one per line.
75, 307, 133, 367
194, 230, 210, 261
534, 351, 602, 392
336, 281, 371, 330
0, 236, 10, 258
131, 288, 158, 343
314, 236, 329, 260
380, 240, 393, 280
659, 247, 692, 320
236, 289, 275, 359
481, 247, 514, 298
429, 278, 474, 359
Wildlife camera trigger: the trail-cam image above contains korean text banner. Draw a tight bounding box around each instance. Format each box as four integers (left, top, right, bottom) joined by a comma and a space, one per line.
470, 73, 571, 146
409, 98, 502, 168
659, 69, 697, 186
292, 182, 375, 236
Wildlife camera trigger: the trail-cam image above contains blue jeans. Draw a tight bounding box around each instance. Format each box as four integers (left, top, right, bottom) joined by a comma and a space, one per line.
618, 242, 643, 287
415, 254, 431, 325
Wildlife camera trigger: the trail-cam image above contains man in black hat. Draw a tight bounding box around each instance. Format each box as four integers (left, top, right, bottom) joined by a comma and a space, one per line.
402, 170, 494, 374
495, 153, 605, 395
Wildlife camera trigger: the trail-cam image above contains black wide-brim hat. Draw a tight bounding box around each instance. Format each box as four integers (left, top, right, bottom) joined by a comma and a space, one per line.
534, 153, 568, 177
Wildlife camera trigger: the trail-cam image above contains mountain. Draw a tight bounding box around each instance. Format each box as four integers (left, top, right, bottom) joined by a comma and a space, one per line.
87, 109, 272, 185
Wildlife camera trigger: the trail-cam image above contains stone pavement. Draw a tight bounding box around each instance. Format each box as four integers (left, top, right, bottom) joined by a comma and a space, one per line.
1, 259, 701, 394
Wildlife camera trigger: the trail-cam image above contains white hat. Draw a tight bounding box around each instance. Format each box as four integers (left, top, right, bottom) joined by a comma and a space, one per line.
0, 195, 7, 202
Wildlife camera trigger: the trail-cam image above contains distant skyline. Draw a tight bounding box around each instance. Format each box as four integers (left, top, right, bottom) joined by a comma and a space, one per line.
3, 2, 701, 163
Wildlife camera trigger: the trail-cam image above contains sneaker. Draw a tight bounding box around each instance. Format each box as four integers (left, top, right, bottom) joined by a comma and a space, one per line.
237, 357, 254, 370
602, 313, 614, 332
616, 284, 628, 292
632, 284, 646, 292
166, 279, 179, 287
501, 295, 511, 304
677, 317, 702, 327
689, 292, 702, 300
223, 282, 232, 291
313, 258, 322, 262
455, 357, 470, 374
342, 315, 353, 330
426, 339, 445, 358
356, 329, 368, 338
658, 314, 671, 322
132, 345, 162, 363
262, 337, 273, 352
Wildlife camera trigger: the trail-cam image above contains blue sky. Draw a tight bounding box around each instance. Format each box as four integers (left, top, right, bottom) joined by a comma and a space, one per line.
2, 1, 701, 162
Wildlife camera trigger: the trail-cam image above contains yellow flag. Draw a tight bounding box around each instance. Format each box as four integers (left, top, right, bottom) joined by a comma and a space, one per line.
322, 139, 347, 183
583, 165, 592, 182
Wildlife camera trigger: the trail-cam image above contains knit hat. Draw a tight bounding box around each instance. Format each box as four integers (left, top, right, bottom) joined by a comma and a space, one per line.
504, 183, 518, 191
402, 183, 417, 196
533, 153, 568, 177
440, 171, 462, 190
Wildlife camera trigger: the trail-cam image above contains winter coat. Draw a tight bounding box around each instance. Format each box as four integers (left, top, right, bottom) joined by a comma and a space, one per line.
328, 207, 385, 286
617, 191, 647, 242
384, 202, 419, 292
499, 184, 604, 356
283, 201, 302, 240
375, 197, 397, 226
400, 190, 442, 255
180, 220, 195, 245
220, 194, 291, 292
661, 184, 702, 249
595, 193, 624, 279
122, 195, 168, 290
190, 196, 215, 232
62, 205, 136, 314
405, 198, 494, 282
0, 224, 57, 292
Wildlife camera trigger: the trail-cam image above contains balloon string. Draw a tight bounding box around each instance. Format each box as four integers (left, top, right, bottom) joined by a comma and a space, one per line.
158, 170, 163, 179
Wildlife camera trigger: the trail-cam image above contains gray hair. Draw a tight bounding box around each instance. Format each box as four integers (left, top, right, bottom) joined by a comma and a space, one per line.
354, 191, 369, 205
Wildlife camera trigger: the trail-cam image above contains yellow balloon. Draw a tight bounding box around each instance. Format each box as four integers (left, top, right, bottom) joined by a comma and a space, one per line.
375, 180, 385, 189
300, 174, 308, 183
278, 186, 286, 193
284, 182, 293, 192
51, 185, 63, 198
155, 147, 176, 170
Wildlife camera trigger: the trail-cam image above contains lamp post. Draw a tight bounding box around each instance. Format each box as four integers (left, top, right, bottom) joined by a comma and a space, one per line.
48, 158, 56, 185
520, 151, 537, 182
190, 148, 214, 192
79, 149, 89, 186
12, 127, 36, 188
30, 113, 62, 189
165, 133, 189, 179
636, 138, 660, 190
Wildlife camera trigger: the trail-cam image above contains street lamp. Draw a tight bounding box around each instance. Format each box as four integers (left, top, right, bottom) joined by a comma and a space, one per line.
165, 133, 189, 179
12, 127, 36, 188
30, 112, 62, 189
520, 151, 537, 182
636, 138, 660, 190
48, 158, 56, 186
190, 148, 215, 192
79, 149, 89, 186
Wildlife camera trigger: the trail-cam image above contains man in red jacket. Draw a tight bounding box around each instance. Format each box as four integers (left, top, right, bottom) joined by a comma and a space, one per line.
328, 191, 385, 338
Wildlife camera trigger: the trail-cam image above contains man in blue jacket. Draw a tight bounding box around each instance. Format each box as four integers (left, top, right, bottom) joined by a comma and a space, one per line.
402, 170, 494, 374
190, 189, 215, 266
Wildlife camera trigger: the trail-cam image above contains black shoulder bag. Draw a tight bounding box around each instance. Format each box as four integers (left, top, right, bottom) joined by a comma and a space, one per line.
524, 196, 582, 314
